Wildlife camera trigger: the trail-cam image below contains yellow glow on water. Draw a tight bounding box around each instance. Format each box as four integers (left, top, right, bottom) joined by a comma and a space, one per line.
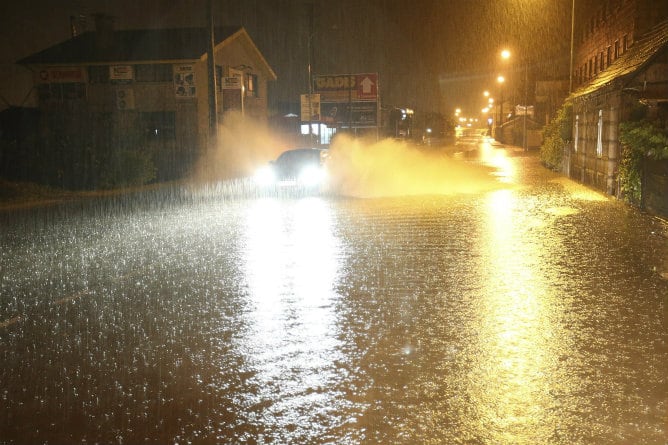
479, 142, 515, 183
470, 189, 562, 442
545, 206, 580, 216
550, 177, 608, 202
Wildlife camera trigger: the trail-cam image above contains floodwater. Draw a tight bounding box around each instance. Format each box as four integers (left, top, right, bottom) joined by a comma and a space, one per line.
1, 144, 666, 444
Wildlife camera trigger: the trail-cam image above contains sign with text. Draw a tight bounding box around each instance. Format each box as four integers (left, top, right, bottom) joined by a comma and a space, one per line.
38, 67, 85, 83
300, 93, 321, 121
110, 65, 133, 82
314, 73, 378, 102
223, 76, 242, 89
313, 73, 379, 127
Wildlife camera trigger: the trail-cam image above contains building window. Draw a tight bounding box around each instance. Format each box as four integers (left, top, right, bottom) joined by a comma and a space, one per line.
215, 65, 223, 91
607, 46, 612, 67
245, 73, 258, 97
622, 35, 628, 53
574, 115, 580, 151
88, 65, 109, 83
614, 40, 620, 59
140, 111, 176, 140
38, 83, 86, 102
135, 64, 172, 82
600, 52, 605, 71
596, 109, 603, 158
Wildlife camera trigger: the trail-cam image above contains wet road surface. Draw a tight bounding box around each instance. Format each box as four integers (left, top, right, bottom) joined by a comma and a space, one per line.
1, 142, 667, 444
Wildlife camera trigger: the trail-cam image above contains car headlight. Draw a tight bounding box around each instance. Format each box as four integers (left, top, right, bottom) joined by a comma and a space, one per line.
254, 165, 276, 186
298, 165, 326, 186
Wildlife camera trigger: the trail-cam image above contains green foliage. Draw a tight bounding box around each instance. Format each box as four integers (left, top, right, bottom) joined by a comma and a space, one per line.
618, 119, 668, 205
540, 101, 573, 171
618, 142, 643, 205
619, 120, 668, 160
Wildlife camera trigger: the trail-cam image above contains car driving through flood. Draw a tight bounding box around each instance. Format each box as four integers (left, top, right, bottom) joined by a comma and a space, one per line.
254, 147, 329, 193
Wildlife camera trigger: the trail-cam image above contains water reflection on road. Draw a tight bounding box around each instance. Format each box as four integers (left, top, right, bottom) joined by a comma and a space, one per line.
0, 146, 666, 444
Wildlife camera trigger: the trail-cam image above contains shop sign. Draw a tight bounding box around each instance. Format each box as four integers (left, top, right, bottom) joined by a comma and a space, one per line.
110, 65, 133, 83
38, 67, 85, 83
314, 73, 378, 101
223, 76, 242, 89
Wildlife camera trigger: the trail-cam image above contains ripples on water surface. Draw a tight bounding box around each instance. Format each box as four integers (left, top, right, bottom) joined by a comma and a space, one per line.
0, 154, 666, 444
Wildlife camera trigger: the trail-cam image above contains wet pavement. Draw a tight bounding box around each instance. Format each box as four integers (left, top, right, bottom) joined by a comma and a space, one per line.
1, 140, 667, 444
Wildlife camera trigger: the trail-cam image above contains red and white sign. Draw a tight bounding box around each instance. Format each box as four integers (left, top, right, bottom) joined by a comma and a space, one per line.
356, 73, 377, 100
38, 67, 85, 83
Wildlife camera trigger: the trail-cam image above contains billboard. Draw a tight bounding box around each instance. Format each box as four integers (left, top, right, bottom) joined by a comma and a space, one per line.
313, 73, 379, 127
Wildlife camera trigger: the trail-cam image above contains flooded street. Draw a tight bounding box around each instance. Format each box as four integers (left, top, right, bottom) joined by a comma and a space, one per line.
1, 143, 667, 444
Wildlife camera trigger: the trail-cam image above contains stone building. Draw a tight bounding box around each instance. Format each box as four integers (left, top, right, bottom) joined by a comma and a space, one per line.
568, 0, 668, 216
18, 18, 276, 182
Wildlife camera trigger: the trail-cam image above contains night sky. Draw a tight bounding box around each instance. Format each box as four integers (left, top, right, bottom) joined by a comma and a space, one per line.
1, 0, 586, 117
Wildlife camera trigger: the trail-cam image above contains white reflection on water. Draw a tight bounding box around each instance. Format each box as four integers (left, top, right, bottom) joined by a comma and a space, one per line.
471, 188, 561, 443
241, 197, 342, 432
479, 141, 516, 183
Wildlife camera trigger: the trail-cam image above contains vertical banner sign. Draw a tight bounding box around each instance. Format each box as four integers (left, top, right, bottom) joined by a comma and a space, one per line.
174, 65, 196, 98
300, 94, 321, 121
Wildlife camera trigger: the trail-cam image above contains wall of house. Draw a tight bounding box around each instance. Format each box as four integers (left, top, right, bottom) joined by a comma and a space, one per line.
574, 0, 668, 89
214, 37, 270, 123
574, 0, 636, 88
570, 92, 622, 195
32, 61, 204, 181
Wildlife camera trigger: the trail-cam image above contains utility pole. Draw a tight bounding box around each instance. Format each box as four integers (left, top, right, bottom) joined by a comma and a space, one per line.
523, 61, 528, 151
207, 0, 218, 145
307, 2, 315, 146
569, 0, 575, 94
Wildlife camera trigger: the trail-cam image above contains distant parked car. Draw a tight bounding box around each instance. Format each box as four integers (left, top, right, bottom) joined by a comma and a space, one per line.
254, 148, 328, 190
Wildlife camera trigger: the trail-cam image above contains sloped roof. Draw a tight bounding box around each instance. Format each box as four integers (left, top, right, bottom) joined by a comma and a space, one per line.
19, 25, 276, 81
572, 20, 668, 99
19, 27, 241, 64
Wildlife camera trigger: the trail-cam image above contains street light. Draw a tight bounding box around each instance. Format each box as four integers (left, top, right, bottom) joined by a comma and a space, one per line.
497, 75, 505, 126
500, 49, 528, 151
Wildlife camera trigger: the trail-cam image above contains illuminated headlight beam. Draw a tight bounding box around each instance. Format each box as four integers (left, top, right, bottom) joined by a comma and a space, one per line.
298, 166, 326, 187
254, 165, 277, 186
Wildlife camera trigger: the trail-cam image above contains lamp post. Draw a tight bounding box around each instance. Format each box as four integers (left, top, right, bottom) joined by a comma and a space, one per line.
523, 60, 528, 151
497, 75, 505, 126
569, 0, 575, 93
500, 49, 528, 151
